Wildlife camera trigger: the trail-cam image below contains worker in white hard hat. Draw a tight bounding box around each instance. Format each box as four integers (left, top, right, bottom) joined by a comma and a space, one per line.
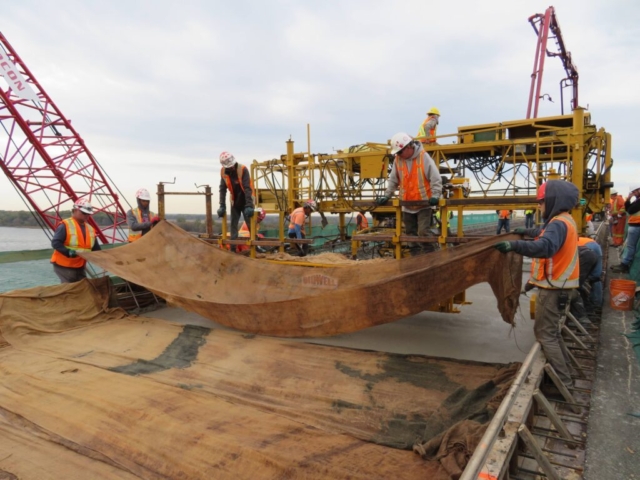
416, 107, 440, 145
127, 188, 159, 243
218, 151, 255, 252
376, 132, 442, 254
50, 198, 101, 283
288, 200, 316, 256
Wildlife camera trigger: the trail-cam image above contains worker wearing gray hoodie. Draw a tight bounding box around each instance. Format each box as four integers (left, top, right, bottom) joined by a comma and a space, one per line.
494, 180, 580, 389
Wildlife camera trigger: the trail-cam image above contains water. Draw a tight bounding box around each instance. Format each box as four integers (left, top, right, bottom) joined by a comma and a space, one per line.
0, 226, 61, 292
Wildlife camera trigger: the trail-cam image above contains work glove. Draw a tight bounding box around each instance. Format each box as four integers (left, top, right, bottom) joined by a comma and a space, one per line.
67, 250, 78, 258
513, 227, 527, 235
523, 281, 535, 293
244, 206, 254, 218
217, 206, 226, 218
375, 196, 389, 205
429, 197, 439, 206
579, 198, 587, 207
493, 241, 513, 253
151, 215, 160, 226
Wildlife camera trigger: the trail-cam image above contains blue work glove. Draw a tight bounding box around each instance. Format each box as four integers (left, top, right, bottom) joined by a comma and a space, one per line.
67, 250, 78, 258
429, 197, 439, 206
513, 227, 527, 235
375, 196, 389, 205
579, 198, 587, 207
244, 206, 254, 218
217, 206, 226, 218
494, 241, 513, 253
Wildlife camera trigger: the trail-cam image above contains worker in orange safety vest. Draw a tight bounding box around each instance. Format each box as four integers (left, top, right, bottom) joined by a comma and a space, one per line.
609, 189, 626, 246
218, 151, 255, 252
356, 211, 369, 231
288, 200, 316, 256
417, 107, 440, 145
50, 199, 101, 283
494, 180, 580, 389
236, 207, 267, 253
611, 186, 640, 273
376, 132, 442, 254
496, 209, 513, 234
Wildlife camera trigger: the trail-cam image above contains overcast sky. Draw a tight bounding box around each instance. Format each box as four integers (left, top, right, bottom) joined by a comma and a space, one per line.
1, 0, 638, 214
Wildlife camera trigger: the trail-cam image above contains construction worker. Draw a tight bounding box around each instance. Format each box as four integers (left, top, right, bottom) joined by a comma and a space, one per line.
127, 188, 159, 242
435, 209, 453, 237
609, 189, 626, 246
611, 186, 640, 273
356, 211, 369, 231
50, 199, 101, 283
236, 207, 267, 253
288, 200, 316, 256
218, 151, 254, 252
496, 210, 512, 234
525, 208, 535, 228
376, 132, 442, 253
417, 107, 440, 145
578, 236, 603, 311
495, 180, 580, 389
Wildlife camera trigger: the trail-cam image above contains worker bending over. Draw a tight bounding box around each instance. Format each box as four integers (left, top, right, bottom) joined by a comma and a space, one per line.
127, 188, 159, 242
495, 180, 580, 390
376, 132, 442, 254
51, 199, 101, 283
218, 151, 255, 252
417, 107, 440, 145
288, 201, 316, 257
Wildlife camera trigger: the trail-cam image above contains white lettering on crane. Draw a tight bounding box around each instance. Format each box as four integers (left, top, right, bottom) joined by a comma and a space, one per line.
0, 53, 39, 101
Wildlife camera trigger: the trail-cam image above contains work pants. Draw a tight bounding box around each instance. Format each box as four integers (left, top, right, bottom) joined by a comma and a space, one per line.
583, 241, 603, 307
525, 213, 534, 228
53, 264, 87, 284
230, 207, 251, 252
622, 226, 640, 267
535, 288, 575, 388
403, 209, 436, 253
496, 218, 510, 234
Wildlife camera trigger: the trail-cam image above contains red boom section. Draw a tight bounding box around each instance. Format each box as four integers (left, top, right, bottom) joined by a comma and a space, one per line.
526, 6, 579, 119
0, 31, 128, 243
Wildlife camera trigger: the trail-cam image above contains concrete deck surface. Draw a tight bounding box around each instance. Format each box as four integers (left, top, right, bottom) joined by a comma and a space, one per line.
584, 246, 640, 480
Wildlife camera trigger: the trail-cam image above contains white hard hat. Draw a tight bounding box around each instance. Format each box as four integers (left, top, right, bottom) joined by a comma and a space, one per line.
611, 189, 618, 195
390, 132, 414, 154
136, 188, 151, 201
73, 198, 94, 215
219, 151, 236, 168
303, 200, 317, 211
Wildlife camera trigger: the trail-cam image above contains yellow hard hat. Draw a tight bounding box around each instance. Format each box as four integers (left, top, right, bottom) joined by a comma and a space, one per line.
427, 107, 440, 116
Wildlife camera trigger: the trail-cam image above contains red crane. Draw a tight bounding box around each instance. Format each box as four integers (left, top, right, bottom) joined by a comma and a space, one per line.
0, 31, 129, 244
526, 6, 579, 119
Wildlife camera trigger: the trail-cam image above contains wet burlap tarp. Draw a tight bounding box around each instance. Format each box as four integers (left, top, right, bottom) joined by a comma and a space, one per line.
0, 279, 519, 479
81, 221, 523, 337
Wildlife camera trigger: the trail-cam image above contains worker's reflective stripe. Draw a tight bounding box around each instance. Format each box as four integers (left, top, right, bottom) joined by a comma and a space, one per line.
50, 218, 95, 268
611, 196, 625, 214
525, 209, 534, 215
629, 211, 640, 224
221, 164, 255, 204
398, 151, 432, 208
530, 213, 579, 289
128, 208, 155, 242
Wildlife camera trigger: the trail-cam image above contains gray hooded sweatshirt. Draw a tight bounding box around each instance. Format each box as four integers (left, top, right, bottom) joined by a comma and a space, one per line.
511, 180, 579, 258
384, 142, 442, 213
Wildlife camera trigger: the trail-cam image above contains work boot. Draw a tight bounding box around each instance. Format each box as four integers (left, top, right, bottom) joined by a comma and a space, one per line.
610, 263, 630, 273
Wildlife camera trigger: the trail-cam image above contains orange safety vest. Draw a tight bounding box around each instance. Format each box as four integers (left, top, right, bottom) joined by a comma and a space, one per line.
288, 207, 307, 234
357, 213, 369, 230
585, 213, 593, 222
128, 208, 155, 243
238, 222, 260, 237
578, 236, 595, 247
529, 213, 580, 289
221, 164, 254, 205
50, 218, 95, 269
396, 151, 433, 209
610, 195, 625, 215
417, 115, 437, 143
499, 210, 510, 219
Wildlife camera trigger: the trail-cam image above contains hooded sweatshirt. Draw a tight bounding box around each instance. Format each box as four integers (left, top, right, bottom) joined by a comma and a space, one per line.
384, 141, 442, 213
511, 180, 579, 258
127, 199, 153, 235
